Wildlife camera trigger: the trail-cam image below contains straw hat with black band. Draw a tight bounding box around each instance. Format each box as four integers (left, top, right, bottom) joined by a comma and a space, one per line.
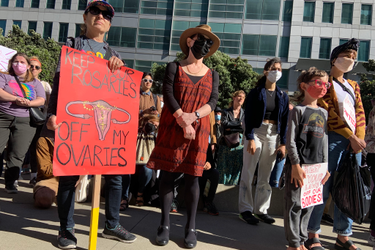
179, 24, 220, 59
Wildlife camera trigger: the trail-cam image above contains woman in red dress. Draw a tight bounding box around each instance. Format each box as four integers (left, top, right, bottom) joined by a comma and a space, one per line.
147, 24, 220, 248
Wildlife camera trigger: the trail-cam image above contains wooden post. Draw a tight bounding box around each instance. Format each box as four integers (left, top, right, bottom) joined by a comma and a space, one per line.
89, 175, 102, 250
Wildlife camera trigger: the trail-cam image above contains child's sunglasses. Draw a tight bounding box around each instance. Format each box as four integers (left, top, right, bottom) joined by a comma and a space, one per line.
308, 79, 331, 89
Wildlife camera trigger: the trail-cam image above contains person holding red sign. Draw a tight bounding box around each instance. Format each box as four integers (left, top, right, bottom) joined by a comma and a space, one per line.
39, 1, 136, 249
307, 39, 366, 250
147, 24, 220, 249
284, 67, 330, 250
0, 53, 46, 193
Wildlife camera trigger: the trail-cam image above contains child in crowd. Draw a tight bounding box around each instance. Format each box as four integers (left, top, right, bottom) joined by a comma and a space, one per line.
284, 67, 330, 250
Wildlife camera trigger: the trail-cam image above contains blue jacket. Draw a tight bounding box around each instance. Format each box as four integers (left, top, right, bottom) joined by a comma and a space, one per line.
244, 83, 289, 144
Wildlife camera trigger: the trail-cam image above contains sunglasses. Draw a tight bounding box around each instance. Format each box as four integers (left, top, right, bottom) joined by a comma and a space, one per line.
30, 65, 41, 70
308, 79, 331, 89
143, 78, 153, 83
88, 6, 113, 21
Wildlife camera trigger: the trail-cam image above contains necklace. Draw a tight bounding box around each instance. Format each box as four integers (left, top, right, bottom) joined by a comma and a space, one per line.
266, 89, 275, 97
186, 63, 203, 75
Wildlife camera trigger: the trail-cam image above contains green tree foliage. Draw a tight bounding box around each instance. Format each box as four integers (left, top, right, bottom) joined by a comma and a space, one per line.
360, 59, 375, 122
151, 51, 259, 108
0, 25, 61, 85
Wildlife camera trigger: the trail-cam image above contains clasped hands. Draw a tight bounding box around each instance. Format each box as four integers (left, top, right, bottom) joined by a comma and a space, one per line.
15, 97, 31, 107
176, 112, 197, 140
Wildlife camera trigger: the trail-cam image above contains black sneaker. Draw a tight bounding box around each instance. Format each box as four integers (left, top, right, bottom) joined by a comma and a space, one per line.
239, 211, 259, 225
321, 213, 334, 225
102, 224, 137, 243
170, 199, 178, 213
255, 214, 275, 224
5, 184, 18, 194
57, 229, 77, 249
203, 201, 219, 216
29, 177, 37, 187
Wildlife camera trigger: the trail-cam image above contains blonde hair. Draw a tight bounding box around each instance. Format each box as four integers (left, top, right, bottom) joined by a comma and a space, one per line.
8, 53, 35, 82
228, 90, 246, 108
296, 67, 328, 102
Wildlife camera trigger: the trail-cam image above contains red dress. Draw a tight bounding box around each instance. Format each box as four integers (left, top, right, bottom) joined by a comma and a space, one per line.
147, 64, 212, 176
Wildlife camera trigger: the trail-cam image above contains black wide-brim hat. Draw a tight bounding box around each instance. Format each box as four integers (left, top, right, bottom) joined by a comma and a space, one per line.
179, 24, 220, 59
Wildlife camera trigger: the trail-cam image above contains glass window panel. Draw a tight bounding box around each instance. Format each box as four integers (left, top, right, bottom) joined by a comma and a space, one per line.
211, 0, 226, 3
175, 3, 190, 9
209, 12, 225, 18
142, 1, 157, 8
78, 0, 87, 10
136, 60, 152, 67
108, 0, 123, 12
139, 28, 154, 35
303, 2, 315, 22
171, 44, 180, 51
62, 0, 71, 9
13, 20, 22, 28
361, 4, 372, 25
300, 37, 312, 58
16, 0, 24, 7
139, 19, 154, 28
358, 40, 370, 61
75, 23, 82, 37
121, 27, 136, 47
319, 38, 331, 59
341, 3, 353, 24
0, 20, 6, 35
58, 23, 69, 43
227, 5, 243, 12
28, 21, 37, 35
1, 0, 9, 7
222, 33, 241, 40
226, 12, 242, 19
322, 2, 334, 23
155, 29, 167, 36
107, 26, 121, 46
221, 40, 240, 47
138, 42, 153, 49
155, 20, 170, 30
174, 10, 190, 16
208, 22, 224, 33
259, 35, 277, 56
123, 60, 134, 68
211, 4, 226, 11
221, 47, 239, 54
31, 0, 39, 8
245, 0, 262, 20
138, 35, 154, 42
43, 22, 53, 40
283, 1, 293, 22
262, 0, 280, 20
124, 0, 140, 13
242, 34, 259, 55
277, 69, 288, 89
46, 0, 55, 8
224, 23, 241, 33
279, 36, 290, 58
141, 8, 155, 14
191, 10, 207, 17
157, 9, 171, 15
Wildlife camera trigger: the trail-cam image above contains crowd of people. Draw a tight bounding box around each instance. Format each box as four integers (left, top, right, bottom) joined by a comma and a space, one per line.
0, 1, 375, 250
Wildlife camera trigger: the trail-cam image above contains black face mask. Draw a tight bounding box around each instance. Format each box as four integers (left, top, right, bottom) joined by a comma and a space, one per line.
191, 35, 213, 60
144, 122, 156, 134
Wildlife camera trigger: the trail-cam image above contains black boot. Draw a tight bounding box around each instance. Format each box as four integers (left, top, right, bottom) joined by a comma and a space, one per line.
4, 167, 20, 194
184, 228, 197, 249
156, 225, 169, 246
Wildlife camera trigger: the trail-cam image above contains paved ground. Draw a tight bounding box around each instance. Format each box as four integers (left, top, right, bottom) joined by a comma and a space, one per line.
0, 175, 372, 250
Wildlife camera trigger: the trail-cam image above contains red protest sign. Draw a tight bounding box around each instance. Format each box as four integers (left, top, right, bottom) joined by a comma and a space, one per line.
53, 46, 142, 176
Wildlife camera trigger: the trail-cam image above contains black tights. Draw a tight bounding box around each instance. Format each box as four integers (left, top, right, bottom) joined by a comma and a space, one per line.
159, 171, 199, 230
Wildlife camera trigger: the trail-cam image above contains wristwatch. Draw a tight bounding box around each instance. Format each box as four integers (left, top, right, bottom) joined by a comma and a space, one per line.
194, 111, 200, 120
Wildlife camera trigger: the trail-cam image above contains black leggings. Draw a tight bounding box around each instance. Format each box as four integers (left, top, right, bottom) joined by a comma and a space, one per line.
159, 171, 199, 229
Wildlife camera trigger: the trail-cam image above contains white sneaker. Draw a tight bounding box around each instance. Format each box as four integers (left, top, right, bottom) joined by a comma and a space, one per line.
369, 234, 375, 246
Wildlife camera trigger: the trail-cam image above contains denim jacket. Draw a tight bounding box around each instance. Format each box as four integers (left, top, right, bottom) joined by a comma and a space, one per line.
244, 83, 289, 144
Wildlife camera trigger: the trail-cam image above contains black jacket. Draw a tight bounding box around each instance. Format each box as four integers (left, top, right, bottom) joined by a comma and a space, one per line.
221, 107, 244, 135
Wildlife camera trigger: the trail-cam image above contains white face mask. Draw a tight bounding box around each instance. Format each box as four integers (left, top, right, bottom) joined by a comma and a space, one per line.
334, 57, 355, 73
266, 70, 282, 83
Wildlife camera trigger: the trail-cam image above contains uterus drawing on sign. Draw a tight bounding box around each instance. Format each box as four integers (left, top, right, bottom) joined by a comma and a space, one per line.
65, 100, 131, 141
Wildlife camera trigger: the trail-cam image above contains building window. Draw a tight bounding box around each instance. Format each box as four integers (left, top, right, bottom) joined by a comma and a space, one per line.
319, 38, 331, 59
282, 1, 293, 22
135, 60, 163, 73
107, 27, 137, 47
59, 23, 69, 43
141, 0, 173, 16
339, 39, 348, 45
13, 20, 22, 28
78, 0, 87, 10
358, 40, 370, 62
303, 1, 315, 22
341, 3, 353, 24
31, 0, 40, 8
361, 5, 372, 25
0, 20, 6, 35
208, 22, 241, 54
175, 0, 208, 18
1, 0, 9, 7
138, 19, 171, 50
171, 21, 204, 51
242, 34, 277, 56
43, 22, 53, 40
209, 0, 244, 19
62, 0, 71, 9
123, 60, 134, 69
278, 69, 289, 89
46, 0, 55, 8
28, 21, 37, 35
300, 37, 312, 58
75, 24, 82, 37
109, 0, 140, 13
15, 0, 24, 7
279, 36, 290, 58
322, 2, 334, 23
246, 0, 280, 20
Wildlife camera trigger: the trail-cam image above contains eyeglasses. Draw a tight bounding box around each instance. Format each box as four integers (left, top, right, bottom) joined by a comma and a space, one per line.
88, 6, 113, 22
143, 78, 153, 83
30, 65, 41, 70
308, 79, 331, 89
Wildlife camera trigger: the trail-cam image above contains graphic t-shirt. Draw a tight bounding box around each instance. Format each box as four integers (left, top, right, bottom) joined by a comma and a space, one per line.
81, 39, 107, 59
0, 73, 46, 117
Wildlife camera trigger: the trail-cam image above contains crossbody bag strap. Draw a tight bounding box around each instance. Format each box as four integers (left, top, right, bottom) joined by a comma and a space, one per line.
333, 77, 356, 104
14, 76, 27, 99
